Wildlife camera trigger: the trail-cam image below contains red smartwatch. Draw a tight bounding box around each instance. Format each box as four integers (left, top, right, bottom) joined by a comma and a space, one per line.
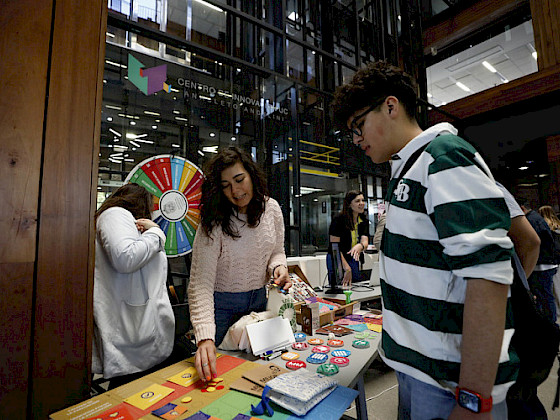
455, 387, 493, 413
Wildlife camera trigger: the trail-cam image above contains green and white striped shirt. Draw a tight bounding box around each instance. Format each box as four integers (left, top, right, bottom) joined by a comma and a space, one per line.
379, 123, 518, 403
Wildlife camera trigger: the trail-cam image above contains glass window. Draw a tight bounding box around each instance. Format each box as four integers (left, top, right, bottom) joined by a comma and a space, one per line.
287, 40, 305, 83
306, 49, 318, 88
108, 0, 131, 16
426, 19, 537, 106
189, 0, 227, 53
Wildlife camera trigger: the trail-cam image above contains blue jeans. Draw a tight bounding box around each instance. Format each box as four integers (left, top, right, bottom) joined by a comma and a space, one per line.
213, 287, 267, 346
326, 253, 359, 286
528, 268, 557, 323
396, 371, 507, 420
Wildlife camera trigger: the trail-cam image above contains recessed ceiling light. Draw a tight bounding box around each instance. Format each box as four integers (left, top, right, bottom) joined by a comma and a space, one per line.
231, 136, 236, 141
107, 116, 113, 121
130, 121, 136, 125
482, 61, 497, 73
152, 125, 158, 129
209, 132, 216, 137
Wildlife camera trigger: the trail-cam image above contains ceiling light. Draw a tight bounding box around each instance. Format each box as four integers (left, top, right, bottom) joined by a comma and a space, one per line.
173, 110, 180, 114
152, 125, 158, 129
175, 116, 188, 122
106, 32, 115, 38
129, 140, 141, 147
202, 146, 219, 153
172, 144, 180, 148
209, 132, 216, 137
198, 150, 205, 156
170, 87, 180, 92
193, 0, 224, 12
231, 136, 236, 141
144, 110, 160, 116
109, 128, 121, 137
124, 159, 134, 162
129, 121, 136, 125
126, 133, 137, 139
107, 116, 113, 122
134, 139, 154, 144
482, 61, 497, 73
105, 60, 127, 68
456, 82, 471, 92
519, 166, 528, 170
105, 105, 122, 110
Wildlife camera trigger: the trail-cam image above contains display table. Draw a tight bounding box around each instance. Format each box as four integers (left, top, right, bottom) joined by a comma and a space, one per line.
50, 328, 380, 420
221, 328, 381, 420
319, 282, 382, 304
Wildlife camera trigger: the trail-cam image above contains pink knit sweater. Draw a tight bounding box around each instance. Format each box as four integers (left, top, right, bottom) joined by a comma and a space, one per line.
188, 198, 287, 344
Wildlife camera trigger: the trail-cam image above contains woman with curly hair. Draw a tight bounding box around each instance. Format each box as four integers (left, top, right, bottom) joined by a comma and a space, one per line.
188, 146, 290, 382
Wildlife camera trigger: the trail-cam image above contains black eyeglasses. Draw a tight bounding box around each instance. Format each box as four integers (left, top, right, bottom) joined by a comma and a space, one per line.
348, 99, 385, 138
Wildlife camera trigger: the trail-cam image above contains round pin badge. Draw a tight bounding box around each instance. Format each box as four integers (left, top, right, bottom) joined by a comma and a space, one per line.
317, 363, 339, 376
307, 338, 324, 345
311, 345, 330, 354
327, 339, 344, 347
330, 357, 350, 367
281, 351, 300, 361
331, 349, 351, 357
292, 342, 309, 351
355, 331, 377, 340
294, 332, 307, 342
306, 353, 329, 364
352, 339, 370, 349
286, 360, 307, 370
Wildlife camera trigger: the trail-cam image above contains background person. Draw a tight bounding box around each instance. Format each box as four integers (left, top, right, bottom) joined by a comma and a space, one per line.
519, 201, 558, 323
538, 205, 560, 320
332, 61, 516, 419
327, 190, 370, 286
188, 146, 290, 383
93, 183, 174, 389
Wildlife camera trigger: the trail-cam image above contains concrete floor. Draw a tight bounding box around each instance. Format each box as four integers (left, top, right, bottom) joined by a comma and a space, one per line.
343, 356, 560, 420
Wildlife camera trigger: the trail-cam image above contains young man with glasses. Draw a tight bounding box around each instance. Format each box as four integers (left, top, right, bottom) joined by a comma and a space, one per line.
331, 61, 518, 419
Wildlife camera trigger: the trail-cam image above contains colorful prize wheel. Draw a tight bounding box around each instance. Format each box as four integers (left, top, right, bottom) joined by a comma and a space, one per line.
125, 155, 204, 257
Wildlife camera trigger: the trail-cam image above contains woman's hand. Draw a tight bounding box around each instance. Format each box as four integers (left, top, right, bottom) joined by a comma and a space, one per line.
273, 265, 292, 291
194, 339, 217, 382
342, 268, 353, 286
135, 218, 158, 233
348, 244, 364, 261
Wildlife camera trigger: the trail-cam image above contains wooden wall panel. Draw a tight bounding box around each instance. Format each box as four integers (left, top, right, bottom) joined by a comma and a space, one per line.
530, 0, 560, 69
0, 1, 53, 418
32, 0, 106, 418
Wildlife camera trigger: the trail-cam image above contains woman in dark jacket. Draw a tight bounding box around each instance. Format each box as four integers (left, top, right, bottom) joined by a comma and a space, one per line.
328, 190, 369, 286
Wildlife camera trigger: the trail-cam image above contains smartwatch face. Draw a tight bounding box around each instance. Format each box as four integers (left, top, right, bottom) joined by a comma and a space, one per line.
458, 390, 481, 413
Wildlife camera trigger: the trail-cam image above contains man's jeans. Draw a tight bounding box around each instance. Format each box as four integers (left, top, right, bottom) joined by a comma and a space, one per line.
396, 371, 507, 420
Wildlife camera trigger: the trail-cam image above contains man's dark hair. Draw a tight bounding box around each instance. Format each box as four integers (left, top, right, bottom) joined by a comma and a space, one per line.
331, 61, 418, 132
200, 146, 268, 238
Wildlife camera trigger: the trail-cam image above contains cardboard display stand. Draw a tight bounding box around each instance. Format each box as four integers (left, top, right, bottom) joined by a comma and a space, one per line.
288, 265, 358, 327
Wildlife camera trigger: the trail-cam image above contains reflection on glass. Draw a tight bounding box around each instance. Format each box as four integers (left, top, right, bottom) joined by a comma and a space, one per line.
190, 0, 227, 53
306, 49, 317, 87
287, 40, 305, 82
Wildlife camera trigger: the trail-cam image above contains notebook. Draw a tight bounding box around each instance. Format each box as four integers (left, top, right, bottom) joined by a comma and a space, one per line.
245, 316, 295, 356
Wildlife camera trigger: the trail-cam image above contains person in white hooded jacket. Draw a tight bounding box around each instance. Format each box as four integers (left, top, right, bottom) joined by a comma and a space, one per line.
93, 183, 174, 388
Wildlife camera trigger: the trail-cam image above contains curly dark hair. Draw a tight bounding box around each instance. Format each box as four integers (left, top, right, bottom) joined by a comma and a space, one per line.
331, 61, 418, 132
341, 190, 367, 231
201, 146, 268, 238
95, 183, 153, 225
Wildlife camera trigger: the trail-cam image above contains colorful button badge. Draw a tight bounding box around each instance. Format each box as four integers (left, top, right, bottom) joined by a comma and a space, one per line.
330, 357, 350, 367
308, 338, 324, 345
327, 339, 344, 347
352, 339, 370, 349
292, 342, 309, 351
331, 349, 351, 357
311, 345, 330, 354
286, 360, 307, 370
294, 332, 307, 342
307, 353, 329, 364
317, 363, 339, 376
281, 352, 300, 361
